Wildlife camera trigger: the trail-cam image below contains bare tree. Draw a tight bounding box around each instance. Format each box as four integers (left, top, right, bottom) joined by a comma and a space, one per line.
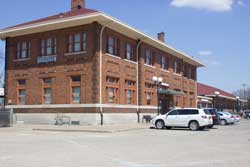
233, 86, 250, 109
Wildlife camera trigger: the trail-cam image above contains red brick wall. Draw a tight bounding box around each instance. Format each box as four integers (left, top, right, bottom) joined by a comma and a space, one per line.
6, 22, 197, 113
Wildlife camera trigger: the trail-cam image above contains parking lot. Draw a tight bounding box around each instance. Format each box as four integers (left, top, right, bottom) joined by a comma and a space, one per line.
0, 120, 250, 167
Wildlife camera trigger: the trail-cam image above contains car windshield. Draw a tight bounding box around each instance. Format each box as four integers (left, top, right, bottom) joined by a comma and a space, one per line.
223, 112, 231, 115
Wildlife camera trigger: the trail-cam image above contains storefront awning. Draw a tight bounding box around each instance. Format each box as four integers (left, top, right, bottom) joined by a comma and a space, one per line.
159, 89, 184, 95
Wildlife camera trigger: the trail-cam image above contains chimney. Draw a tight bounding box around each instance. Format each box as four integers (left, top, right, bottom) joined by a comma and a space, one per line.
71, 0, 85, 11
157, 32, 165, 43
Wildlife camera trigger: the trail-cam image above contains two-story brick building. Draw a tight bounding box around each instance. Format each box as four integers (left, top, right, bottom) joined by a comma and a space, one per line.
0, 0, 204, 125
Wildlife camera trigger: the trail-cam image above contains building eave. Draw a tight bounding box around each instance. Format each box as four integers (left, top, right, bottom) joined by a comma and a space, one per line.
0, 12, 204, 67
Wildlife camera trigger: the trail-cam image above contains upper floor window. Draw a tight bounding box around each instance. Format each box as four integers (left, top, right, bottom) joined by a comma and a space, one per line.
41, 37, 57, 56
107, 36, 119, 56
16, 42, 31, 59
161, 55, 168, 70
174, 60, 181, 74
67, 32, 87, 53
125, 43, 133, 61
145, 49, 152, 66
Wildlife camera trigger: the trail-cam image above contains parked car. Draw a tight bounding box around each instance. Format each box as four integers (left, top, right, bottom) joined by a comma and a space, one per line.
152, 108, 213, 131
243, 110, 250, 119
217, 112, 235, 125
233, 114, 241, 122
204, 108, 220, 127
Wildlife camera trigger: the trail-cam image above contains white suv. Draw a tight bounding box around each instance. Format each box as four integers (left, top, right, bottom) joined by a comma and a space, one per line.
152, 108, 213, 131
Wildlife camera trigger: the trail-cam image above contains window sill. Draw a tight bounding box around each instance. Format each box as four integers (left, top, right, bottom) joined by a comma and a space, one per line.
13, 58, 31, 62
144, 64, 155, 69
160, 69, 170, 73
173, 73, 182, 77
64, 51, 87, 56
106, 53, 121, 59
124, 59, 137, 64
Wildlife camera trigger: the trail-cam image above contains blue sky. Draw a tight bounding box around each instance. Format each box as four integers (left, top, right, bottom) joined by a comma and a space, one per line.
0, 0, 249, 93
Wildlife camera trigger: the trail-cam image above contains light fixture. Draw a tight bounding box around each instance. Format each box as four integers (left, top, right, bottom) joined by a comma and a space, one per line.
152, 76, 158, 82
214, 91, 220, 95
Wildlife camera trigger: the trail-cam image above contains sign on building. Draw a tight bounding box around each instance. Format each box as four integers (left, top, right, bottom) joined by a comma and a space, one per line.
0, 88, 4, 97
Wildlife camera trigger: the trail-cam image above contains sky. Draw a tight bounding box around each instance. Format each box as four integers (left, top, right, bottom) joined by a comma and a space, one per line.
0, 0, 249, 93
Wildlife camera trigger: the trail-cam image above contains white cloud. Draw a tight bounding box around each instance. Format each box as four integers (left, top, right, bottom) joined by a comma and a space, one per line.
237, 0, 245, 6
170, 0, 242, 12
198, 51, 213, 56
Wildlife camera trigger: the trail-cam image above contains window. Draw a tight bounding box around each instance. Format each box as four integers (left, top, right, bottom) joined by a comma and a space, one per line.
125, 80, 136, 104
44, 88, 52, 104
70, 76, 81, 104
145, 83, 154, 105
107, 36, 119, 56
145, 49, 152, 65
106, 77, 119, 103
41, 37, 57, 56
17, 79, 26, 105
146, 92, 152, 105
18, 90, 26, 105
174, 61, 178, 73
168, 110, 178, 116
67, 32, 87, 53
125, 43, 133, 60
161, 55, 167, 70
42, 78, 52, 104
16, 42, 31, 59
190, 98, 193, 107
179, 109, 199, 115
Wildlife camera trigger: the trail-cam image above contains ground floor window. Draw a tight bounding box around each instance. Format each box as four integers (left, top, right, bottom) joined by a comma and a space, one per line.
72, 86, 81, 104
18, 89, 26, 105
125, 80, 136, 104
70, 76, 81, 104
146, 92, 153, 105
106, 76, 119, 103
44, 88, 52, 104
145, 83, 154, 105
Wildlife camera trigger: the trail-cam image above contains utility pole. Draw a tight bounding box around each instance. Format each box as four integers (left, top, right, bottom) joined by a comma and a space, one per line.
242, 84, 247, 99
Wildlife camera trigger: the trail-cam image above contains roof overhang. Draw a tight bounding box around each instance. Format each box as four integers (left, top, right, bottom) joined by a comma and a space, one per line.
0, 12, 204, 67
206, 95, 237, 101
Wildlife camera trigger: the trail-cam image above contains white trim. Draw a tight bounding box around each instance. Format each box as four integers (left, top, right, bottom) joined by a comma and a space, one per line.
6, 104, 158, 109
144, 64, 156, 69
106, 53, 121, 59
0, 12, 204, 67
173, 73, 182, 77
206, 95, 237, 101
197, 96, 213, 101
13, 58, 31, 62
64, 51, 87, 56
160, 69, 170, 73
124, 59, 137, 65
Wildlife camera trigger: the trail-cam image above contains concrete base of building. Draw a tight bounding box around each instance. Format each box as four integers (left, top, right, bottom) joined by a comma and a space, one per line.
13, 113, 158, 125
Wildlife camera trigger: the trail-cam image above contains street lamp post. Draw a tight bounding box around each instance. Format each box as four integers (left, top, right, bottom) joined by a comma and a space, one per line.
236, 96, 240, 112
153, 76, 163, 115
214, 91, 220, 110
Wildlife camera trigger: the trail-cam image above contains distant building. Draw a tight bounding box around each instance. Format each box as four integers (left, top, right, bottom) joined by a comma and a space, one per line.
197, 83, 247, 111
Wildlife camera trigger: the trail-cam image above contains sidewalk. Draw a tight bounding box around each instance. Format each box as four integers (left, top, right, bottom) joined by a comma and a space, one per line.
10, 123, 151, 133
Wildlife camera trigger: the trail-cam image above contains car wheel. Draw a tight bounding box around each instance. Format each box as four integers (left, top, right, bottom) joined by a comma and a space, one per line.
189, 121, 199, 131
208, 125, 214, 129
155, 120, 165, 129
220, 119, 227, 125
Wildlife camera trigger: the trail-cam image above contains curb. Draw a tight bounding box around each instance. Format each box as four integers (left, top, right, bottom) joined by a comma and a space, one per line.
32, 127, 147, 133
